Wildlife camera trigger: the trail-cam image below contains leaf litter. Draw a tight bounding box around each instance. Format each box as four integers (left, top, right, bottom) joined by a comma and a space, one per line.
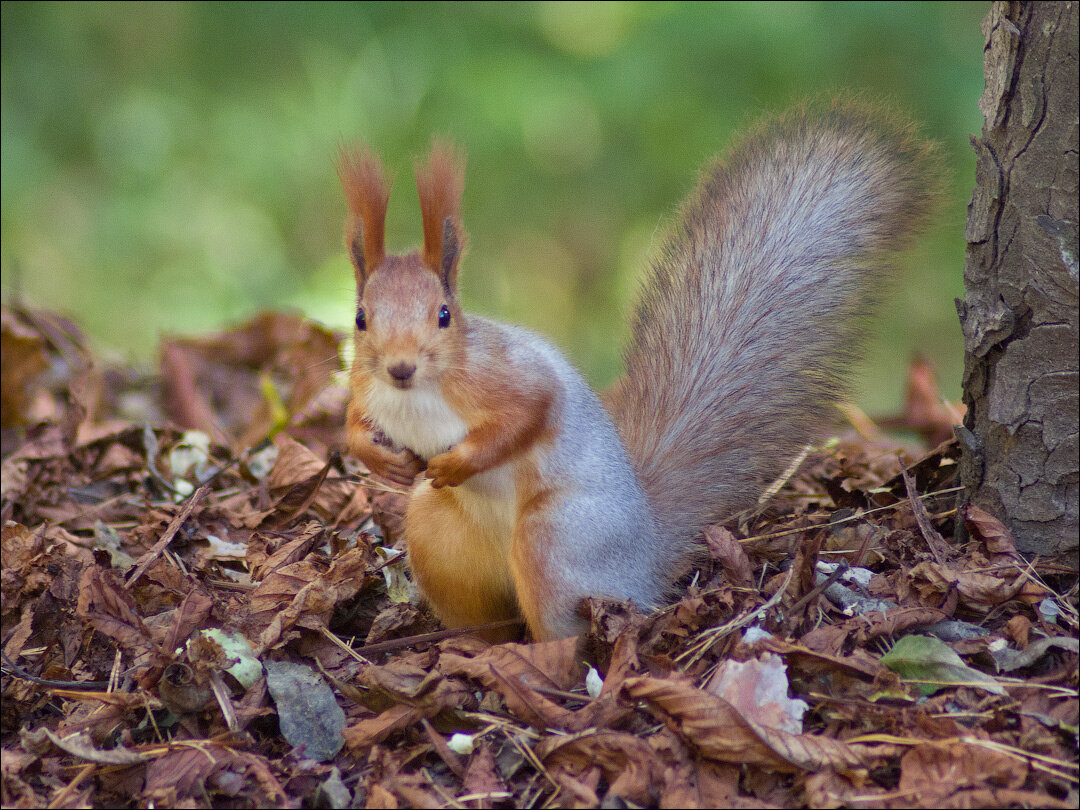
1, 302, 1077, 809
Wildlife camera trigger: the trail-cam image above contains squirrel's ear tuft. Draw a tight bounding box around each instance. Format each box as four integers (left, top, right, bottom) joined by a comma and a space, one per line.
337, 146, 391, 286
415, 141, 466, 288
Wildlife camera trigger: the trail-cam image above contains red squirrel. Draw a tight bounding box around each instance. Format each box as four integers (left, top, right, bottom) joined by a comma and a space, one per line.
339, 100, 941, 641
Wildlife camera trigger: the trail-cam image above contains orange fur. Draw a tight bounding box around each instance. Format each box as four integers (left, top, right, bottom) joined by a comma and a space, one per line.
414, 142, 466, 281
406, 482, 521, 642
345, 367, 377, 459
341, 143, 555, 637
336, 147, 391, 281
432, 362, 555, 488
508, 484, 560, 641
345, 390, 369, 440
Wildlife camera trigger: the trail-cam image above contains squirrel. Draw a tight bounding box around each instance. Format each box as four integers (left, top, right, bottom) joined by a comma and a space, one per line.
338, 99, 942, 641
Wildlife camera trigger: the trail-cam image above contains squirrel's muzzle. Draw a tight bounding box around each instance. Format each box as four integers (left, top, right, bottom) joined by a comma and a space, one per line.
387, 361, 417, 386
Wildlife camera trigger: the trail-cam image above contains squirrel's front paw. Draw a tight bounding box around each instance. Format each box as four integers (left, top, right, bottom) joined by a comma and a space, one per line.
352, 437, 425, 487
426, 448, 476, 488
379, 448, 426, 486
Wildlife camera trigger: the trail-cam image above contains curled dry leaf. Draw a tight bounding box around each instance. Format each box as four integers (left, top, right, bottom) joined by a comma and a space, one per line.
343, 703, 425, 753
436, 640, 586, 730
962, 502, 1018, 556
41, 729, 149, 765
143, 744, 288, 808
538, 730, 661, 807
761, 636, 883, 682
439, 650, 570, 730
799, 603, 952, 658
703, 524, 755, 588
989, 635, 1079, 673
246, 522, 323, 581
252, 545, 373, 654
363, 746, 446, 808
162, 589, 215, 653
358, 658, 469, 711
0, 305, 50, 428
620, 675, 876, 772
483, 636, 583, 691
161, 311, 340, 448
898, 740, 1027, 803
75, 565, 157, 669
342, 658, 476, 753
462, 741, 508, 806
364, 602, 432, 645
266, 435, 366, 526
909, 560, 1048, 611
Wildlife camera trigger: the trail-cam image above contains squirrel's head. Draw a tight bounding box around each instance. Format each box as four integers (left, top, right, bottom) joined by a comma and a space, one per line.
337, 142, 466, 392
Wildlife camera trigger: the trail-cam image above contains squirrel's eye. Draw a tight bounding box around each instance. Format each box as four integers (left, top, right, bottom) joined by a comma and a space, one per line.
437, 305, 451, 328
355, 307, 367, 331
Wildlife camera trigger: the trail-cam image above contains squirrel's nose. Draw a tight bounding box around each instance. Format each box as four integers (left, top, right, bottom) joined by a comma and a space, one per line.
387, 362, 416, 383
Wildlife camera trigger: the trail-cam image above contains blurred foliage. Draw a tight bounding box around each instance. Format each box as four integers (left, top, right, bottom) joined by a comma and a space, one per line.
1, 1, 985, 411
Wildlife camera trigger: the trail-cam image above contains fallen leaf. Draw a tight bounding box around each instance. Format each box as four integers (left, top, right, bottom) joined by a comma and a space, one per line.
265, 660, 346, 762
880, 635, 1005, 696
705, 652, 809, 734
898, 740, 1027, 803
538, 730, 661, 807
703, 525, 754, 589
989, 636, 1079, 673
962, 502, 1018, 556
910, 561, 1048, 611
0, 306, 50, 427
41, 729, 149, 765
621, 675, 876, 772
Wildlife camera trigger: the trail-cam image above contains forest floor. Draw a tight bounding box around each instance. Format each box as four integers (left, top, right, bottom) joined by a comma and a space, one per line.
2, 304, 1077, 809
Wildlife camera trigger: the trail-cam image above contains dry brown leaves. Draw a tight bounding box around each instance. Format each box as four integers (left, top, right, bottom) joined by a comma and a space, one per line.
2, 304, 1077, 809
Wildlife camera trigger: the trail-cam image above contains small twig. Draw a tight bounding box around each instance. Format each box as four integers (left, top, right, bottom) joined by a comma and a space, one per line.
319, 625, 370, 664
196, 437, 272, 488
739, 486, 965, 544
1, 650, 109, 690
206, 578, 255, 592
125, 485, 207, 588
209, 670, 239, 732
757, 443, 813, 505
901, 467, 952, 564
346, 619, 523, 657
676, 566, 795, 667
47, 763, 95, 809
140, 690, 165, 743
531, 684, 592, 704
789, 560, 849, 614
106, 649, 123, 693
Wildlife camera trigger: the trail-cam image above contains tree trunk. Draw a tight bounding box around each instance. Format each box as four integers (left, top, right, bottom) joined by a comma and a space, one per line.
957, 1, 1079, 562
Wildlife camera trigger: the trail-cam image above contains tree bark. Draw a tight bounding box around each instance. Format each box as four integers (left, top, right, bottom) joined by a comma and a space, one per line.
957, 1, 1079, 562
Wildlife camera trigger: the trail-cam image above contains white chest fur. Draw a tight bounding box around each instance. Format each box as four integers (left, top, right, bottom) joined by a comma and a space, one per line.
364, 380, 468, 460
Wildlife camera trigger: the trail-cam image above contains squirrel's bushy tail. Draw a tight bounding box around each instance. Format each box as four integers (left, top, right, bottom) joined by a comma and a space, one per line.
609, 99, 943, 544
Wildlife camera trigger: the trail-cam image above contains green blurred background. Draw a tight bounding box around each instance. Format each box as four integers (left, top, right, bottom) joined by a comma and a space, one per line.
1, 1, 985, 413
